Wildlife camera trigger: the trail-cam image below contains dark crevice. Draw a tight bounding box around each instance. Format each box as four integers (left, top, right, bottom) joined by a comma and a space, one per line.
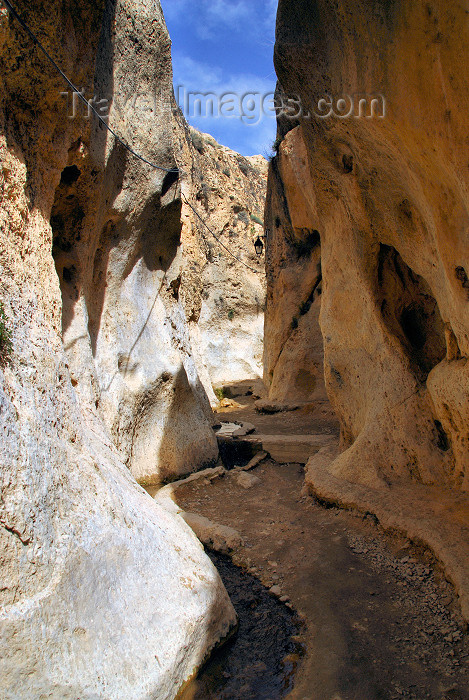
161, 168, 180, 197
434, 420, 450, 452
2, 523, 31, 546
342, 154, 354, 173
60, 165, 81, 186
377, 245, 446, 380
294, 228, 321, 259
51, 163, 86, 334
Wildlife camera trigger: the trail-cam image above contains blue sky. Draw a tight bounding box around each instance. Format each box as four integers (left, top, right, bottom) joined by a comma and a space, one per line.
160, 0, 278, 156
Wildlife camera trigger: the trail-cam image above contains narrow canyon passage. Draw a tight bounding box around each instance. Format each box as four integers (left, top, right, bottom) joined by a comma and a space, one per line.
2, 0, 469, 697
151, 387, 469, 700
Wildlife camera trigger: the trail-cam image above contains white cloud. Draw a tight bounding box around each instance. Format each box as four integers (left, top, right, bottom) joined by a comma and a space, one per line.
172, 51, 274, 103
161, 0, 277, 39
207, 0, 251, 26
172, 53, 223, 88
171, 51, 276, 155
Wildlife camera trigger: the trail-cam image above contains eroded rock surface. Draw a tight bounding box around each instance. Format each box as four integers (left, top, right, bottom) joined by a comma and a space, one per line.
264, 128, 326, 406
188, 128, 267, 394
0, 1, 237, 697
265, 0, 469, 619
267, 0, 469, 491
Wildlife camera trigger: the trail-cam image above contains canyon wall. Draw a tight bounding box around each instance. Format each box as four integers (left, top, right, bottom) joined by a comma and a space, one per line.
266, 0, 469, 616
267, 0, 469, 491
0, 1, 237, 697
264, 128, 326, 405
189, 127, 267, 392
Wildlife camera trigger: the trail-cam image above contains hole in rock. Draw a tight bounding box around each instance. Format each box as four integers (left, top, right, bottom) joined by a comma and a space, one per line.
294, 228, 321, 258
342, 153, 354, 173
400, 305, 427, 349
60, 165, 81, 186
62, 266, 75, 284
377, 245, 446, 380
161, 168, 180, 197
51, 165, 86, 334
434, 420, 450, 452
455, 266, 469, 298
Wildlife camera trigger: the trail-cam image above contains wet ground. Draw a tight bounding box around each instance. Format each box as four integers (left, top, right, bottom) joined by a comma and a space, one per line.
178, 551, 304, 700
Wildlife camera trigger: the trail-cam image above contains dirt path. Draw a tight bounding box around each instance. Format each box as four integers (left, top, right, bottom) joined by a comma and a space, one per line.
166, 389, 469, 699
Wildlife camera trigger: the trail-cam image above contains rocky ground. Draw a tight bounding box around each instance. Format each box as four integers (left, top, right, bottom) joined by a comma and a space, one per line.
163, 389, 469, 700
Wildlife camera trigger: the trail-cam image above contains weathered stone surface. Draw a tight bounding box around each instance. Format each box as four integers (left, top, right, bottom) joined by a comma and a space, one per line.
189, 130, 267, 394
233, 471, 261, 489
0, 0, 236, 697
181, 512, 245, 554
241, 451, 269, 471
266, 0, 469, 620
267, 0, 469, 491
305, 447, 469, 623
51, 1, 220, 485
264, 129, 326, 405
255, 398, 304, 414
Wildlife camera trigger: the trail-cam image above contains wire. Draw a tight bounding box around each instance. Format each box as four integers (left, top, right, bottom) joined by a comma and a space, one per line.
1, 0, 178, 174
182, 194, 261, 273
2, 0, 263, 273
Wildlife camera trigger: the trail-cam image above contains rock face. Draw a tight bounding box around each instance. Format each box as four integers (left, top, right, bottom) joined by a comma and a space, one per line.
264, 128, 326, 405
50, 3, 220, 486
188, 128, 267, 393
0, 1, 237, 698
266, 0, 469, 492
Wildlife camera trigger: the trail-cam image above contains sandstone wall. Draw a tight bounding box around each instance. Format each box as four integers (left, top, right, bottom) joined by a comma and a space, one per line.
268, 0, 469, 491
0, 1, 236, 697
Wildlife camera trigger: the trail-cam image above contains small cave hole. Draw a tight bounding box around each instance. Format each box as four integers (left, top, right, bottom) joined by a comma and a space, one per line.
377, 245, 446, 380
170, 275, 181, 300
400, 306, 427, 350
294, 229, 321, 258
342, 154, 354, 173
161, 168, 180, 197
62, 266, 74, 284
399, 199, 413, 221
455, 266, 469, 298
434, 420, 450, 451
275, 216, 281, 228
60, 165, 81, 186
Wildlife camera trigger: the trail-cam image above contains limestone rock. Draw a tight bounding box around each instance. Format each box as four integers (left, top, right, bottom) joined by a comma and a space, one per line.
219, 397, 244, 409
264, 127, 326, 406
255, 399, 300, 414
187, 128, 267, 395
232, 421, 256, 437
241, 451, 269, 471
0, 0, 236, 697
181, 512, 245, 554
267, 0, 469, 492
233, 471, 261, 489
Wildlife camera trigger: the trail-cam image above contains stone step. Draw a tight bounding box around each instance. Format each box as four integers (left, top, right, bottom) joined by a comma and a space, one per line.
242, 434, 338, 464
